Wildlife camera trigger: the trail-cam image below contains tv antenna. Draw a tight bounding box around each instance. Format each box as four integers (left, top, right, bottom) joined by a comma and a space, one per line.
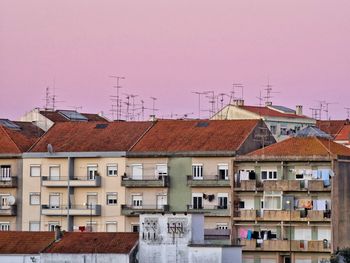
345, 107, 350, 119
263, 78, 279, 105
323, 101, 338, 120
109, 75, 125, 120
192, 91, 209, 119
256, 90, 263, 107
130, 94, 138, 120
150, 97, 159, 116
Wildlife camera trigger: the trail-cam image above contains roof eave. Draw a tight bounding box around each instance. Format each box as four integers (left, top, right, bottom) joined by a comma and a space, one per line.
127, 150, 237, 158
235, 155, 334, 162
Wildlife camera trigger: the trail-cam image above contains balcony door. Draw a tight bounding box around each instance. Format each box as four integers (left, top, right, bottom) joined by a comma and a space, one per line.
131, 164, 143, 180
0, 195, 10, 209
49, 166, 60, 181
87, 165, 98, 180
87, 194, 98, 209
192, 193, 203, 209
132, 195, 143, 208
156, 195, 167, 209
218, 164, 228, 180
218, 193, 228, 209
49, 194, 60, 209
192, 164, 203, 180
0, 165, 11, 181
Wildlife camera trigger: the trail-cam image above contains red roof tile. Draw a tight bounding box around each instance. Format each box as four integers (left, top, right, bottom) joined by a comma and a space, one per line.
0, 121, 44, 154
0, 231, 54, 254
43, 232, 138, 254
131, 119, 260, 152
316, 120, 349, 137
335, 125, 350, 141
239, 105, 309, 119
30, 121, 153, 152
244, 137, 350, 158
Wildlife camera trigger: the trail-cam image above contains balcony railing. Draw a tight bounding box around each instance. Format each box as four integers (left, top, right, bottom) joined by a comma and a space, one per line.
241, 239, 331, 252
234, 209, 257, 220
121, 204, 169, 216
121, 175, 169, 188
0, 177, 18, 188
41, 204, 102, 216
41, 176, 101, 187
187, 205, 230, 217
187, 175, 230, 187
0, 205, 16, 216
234, 180, 261, 191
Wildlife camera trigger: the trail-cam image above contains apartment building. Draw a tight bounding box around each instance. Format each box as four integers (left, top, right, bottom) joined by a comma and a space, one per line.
125, 119, 275, 236
0, 119, 44, 231
232, 135, 350, 263
22, 121, 153, 232
212, 100, 315, 142
20, 108, 109, 131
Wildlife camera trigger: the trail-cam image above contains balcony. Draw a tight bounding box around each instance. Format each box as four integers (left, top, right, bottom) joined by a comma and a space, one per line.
241, 239, 331, 252
41, 176, 101, 188
234, 180, 260, 191
187, 175, 230, 188
258, 210, 302, 221
263, 180, 302, 191
308, 180, 331, 192
234, 209, 257, 221
0, 205, 16, 216
121, 175, 169, 188
121, 204, 169, 216
41, 204, 102, 216
0, 177, 18, 188
187, 205, 230, 217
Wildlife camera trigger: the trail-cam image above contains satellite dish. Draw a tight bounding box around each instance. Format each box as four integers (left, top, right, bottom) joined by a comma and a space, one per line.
7, 196, 15, 205
47, 144, 54, 154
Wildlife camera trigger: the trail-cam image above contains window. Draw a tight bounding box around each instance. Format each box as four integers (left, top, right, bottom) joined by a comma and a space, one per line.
280, 125, 288, 136
30, 193, 40, 205
296, 173, 304, 180
106, 193, 118, 205
48, 222, 59, 232
218, 193, 228, 209
30, 165, 41, 177
216, 223, 228, 230
132, 195, 143, 208
156, 164, 168, 177
218, 164, 228, 180
49, 166, 60, 180
86, 221, 97, 232
29, 221, 40, 231
87, 193, 98, 208
87, 165, 98, 180
0, 165, 11, 181
107, 164, 118, 176
132, 224, 139, 232
0, 195, 10, 208
0, 223, 10, 231
261, 170, 277, 180
270, 125, 277, 135
49, 193, 60, 209
192, 164, 203, 180
106, 222, 117, 232
263, 191, 282, 210
192, 193, 203, 209
294, 228, 312, 241
131, 164, 143, 180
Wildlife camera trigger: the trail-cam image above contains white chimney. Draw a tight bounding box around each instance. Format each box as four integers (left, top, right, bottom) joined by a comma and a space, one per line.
265, 101, 272, 106
149, 115, 157, 122
233, 99, 244, 106
296, 105, 303, 115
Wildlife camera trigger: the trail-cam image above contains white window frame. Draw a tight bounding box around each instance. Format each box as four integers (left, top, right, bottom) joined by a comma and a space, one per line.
49, 165, 60, 180
192, 164, 203, 180
132, 195, 143, 208
216, 223, 228, 230
0, 222, 10, 231
86, 221, 97, 232
106, 221, 118, 232
48, 222, 59, 232
30, 192, 40, 205
218, 163, 229, 180
131, 164, 143, 180
192, 193, 203, 209
218, 193, 228, 209
263, 191, 282, 210
106, 193, 118, 205
0, 194, 10, 209
0, 165, 11, 181
261, 170, 277, 180
49, 193, 60, 209
87, 165, 98, 180
107, 164, 118, 177
155, 164, 168, 177
29, 221, 40, 231
30, 165, 41, 177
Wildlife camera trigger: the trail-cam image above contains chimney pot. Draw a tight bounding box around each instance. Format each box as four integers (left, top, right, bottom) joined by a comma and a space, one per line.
296, 105, 303, 115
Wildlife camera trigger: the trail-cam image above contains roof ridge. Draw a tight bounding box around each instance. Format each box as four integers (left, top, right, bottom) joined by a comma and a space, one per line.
0, 125, 21, 153
315, 137, 333, 156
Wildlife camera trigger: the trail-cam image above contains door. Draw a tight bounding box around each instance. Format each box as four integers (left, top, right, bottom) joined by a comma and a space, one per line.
192, 193, 203, 209
218, 193, 228, 209
218, 164, 228, 180
49, 194, 60, 209
87, 194, 98, 209
157, 195, 167, 209
132, 165, 143, 180
87, 166, 98, 180
0, 166, 11, 181
192, 164, 203, 180
132, 195, 143, 208
49, 166, 60, 181
0, 195, 10, 209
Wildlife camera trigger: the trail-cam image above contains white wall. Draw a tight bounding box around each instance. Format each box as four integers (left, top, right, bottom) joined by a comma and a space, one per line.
188, 246, 242, 263
0, 255, 40, 263
41, 253, 129, 263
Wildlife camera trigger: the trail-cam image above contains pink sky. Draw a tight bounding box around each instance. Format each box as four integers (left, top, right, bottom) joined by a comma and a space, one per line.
1, 0, 350, 120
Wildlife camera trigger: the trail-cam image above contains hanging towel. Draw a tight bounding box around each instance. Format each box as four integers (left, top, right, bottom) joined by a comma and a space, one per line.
247, 230, 252, 240
240, 171, 249, 180
312, 170, 318, 179
320, 169, 331, 187
240, 228, 248, 239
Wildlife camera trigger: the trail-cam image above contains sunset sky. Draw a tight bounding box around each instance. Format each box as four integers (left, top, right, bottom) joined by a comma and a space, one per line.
1, 0, 350, 120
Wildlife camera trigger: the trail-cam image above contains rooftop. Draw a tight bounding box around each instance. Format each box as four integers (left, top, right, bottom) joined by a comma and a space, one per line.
43, 232, 138, 254
316, 120, 350, 137
131, 119, 261, 153
335, 124, 350, 141
30, 121, 153, 152
0, 231, 54, 254
40, 110, 108, 122
238, 105, 309, 119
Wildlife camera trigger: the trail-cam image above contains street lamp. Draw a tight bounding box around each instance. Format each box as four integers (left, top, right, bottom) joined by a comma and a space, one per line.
286, 200, 292, 263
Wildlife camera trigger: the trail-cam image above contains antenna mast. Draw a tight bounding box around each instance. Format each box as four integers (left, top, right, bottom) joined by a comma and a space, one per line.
109, 75, 125, 121
150, 97, 158, 116
345, 107, 350, 119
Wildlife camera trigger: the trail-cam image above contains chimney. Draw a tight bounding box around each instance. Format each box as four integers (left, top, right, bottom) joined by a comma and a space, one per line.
149, 115, 157, 122
265, 101, 272, 106
296, 105, 303, 115
233, 99, 244, 106
54, 225, 62, 241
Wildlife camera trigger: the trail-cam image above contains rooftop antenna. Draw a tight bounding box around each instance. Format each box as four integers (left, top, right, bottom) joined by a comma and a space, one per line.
231, 83, 243, 102
256, 90, 263, 107
323, 101, 338, 120
130, 94, 138, 120
150, 97, 158, 116
310, 107, 321, 120
192, 91, 208, 119
109, 75, 125, 120
263, 78, 279, 106
123, 93, 131, 120
345, 107, 350, 119
205, 91, 215, 118
45, 86, 51, 110
50, 80, 64, 111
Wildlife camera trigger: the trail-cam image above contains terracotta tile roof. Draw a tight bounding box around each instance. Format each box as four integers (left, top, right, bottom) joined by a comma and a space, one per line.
131, 119, 259, 152
245, 137, 350, 158
239, 105, 309, 119
0, 231, 54, 254
40, 110, 108, 122
316, 120, 349, 137
43, 232, 138, 254
335, 125, 350, 141
0, 121, 44, 154
30, 121, 153, 152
